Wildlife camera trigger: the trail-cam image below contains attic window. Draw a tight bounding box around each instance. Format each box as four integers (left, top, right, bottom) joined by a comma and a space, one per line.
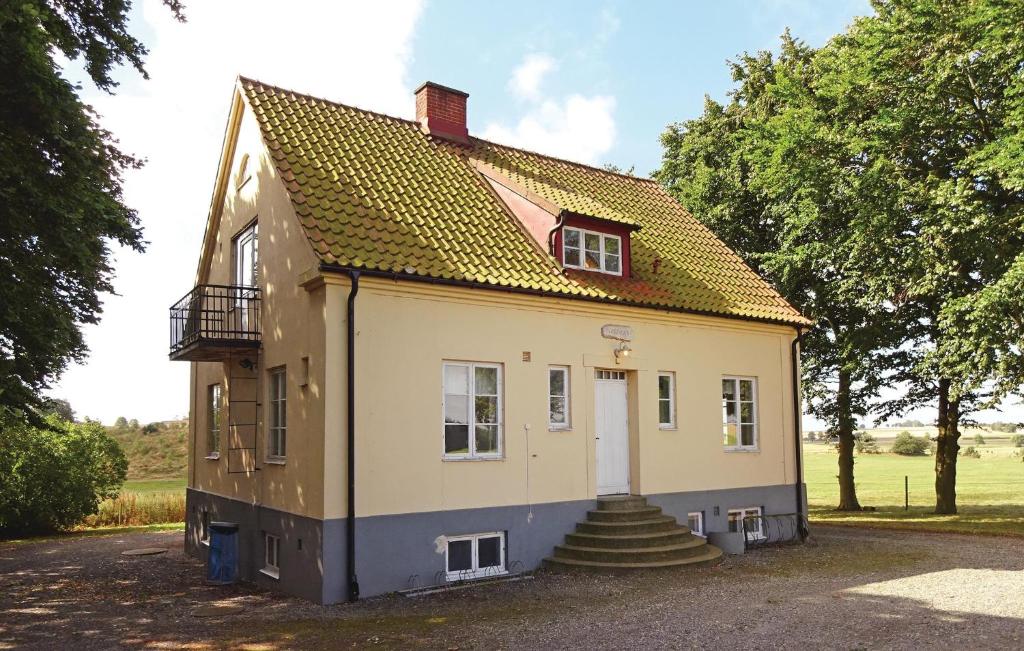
563, 226, 621, 275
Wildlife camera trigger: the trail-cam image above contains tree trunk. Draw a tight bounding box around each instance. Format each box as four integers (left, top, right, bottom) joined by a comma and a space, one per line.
934, 378, 960, 514
836, 368, 861, 511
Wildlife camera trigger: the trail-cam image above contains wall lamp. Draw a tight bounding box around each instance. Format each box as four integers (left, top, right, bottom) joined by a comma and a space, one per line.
613, 342, 632, 364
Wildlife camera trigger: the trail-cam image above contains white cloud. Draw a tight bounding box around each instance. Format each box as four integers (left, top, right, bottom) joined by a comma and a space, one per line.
51, 0, 424, 423
508, 53, 556, 100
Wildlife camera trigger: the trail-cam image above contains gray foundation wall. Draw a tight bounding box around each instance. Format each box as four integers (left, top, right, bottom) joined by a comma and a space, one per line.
186, 482, 803, 603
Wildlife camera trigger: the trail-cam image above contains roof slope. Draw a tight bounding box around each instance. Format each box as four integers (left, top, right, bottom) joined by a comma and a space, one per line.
239, 78, 808, 326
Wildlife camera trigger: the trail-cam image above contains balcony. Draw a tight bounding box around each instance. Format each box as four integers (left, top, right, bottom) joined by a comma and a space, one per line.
169, 284, 261, 361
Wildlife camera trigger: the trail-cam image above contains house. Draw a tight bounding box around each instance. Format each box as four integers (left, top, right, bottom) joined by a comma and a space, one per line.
171, 77, 812, 604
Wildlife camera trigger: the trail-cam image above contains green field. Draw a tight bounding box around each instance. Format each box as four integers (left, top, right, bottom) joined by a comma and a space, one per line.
122, 478, 186, 495
805, 430, 1024, 535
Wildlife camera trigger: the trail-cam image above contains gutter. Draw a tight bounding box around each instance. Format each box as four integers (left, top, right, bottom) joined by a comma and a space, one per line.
316, 263, 809, 331
790, 326, 809, 541
345, 270, 360, 601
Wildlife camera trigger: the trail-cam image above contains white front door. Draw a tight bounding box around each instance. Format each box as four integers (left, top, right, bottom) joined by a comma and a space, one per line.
595, 370, 629, 495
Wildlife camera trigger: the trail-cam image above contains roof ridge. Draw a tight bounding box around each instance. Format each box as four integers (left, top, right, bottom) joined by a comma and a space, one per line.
237, 75, 422, 129
237, 75, 655, 185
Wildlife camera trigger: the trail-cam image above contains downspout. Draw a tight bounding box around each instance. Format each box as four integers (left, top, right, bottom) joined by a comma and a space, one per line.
790, 327, 809, 541
345, 270, 360, 601
547, 211, 568, 257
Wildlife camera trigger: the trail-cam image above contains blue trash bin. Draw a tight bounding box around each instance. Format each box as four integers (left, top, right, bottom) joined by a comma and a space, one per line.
206, 521, 239, 584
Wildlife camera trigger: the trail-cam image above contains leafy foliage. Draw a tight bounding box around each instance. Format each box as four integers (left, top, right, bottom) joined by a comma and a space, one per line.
0, 1, 183, 419
0, 410, 127, 535
855, 432, 880, 454
890, 432, 930, 457
960, 446, 981, 459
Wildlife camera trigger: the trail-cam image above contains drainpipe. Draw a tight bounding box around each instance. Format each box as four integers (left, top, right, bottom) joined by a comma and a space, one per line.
345, 270, 360, 601
790, 327, 809, 541
547, 211, 568, 257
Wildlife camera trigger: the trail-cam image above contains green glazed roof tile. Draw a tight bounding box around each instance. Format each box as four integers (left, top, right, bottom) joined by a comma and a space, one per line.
239, 77, 809, 326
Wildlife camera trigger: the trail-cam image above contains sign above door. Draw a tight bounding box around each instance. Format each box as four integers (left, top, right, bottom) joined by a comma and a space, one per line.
601, 324, 633, 342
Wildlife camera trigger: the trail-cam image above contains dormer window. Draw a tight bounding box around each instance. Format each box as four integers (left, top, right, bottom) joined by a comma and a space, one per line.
563, 226, 622, 276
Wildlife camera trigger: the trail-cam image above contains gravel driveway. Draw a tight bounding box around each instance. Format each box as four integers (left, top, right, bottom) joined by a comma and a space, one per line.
1, 525, 1022, 649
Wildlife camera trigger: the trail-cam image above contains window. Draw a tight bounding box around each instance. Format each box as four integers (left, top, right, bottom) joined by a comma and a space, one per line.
687, 511, 705, 538
722, 377, 758, 449
658, 372, 675, 428
268, 368, 286, 459
443, 362, 502, 459
548, 366, 570, 429
562, 226, 622, 275
727, 507, 764, 540
206, 384, 221, 458
263, 533, 280, 578
233, 222, 259, 287
445, 532, 506, 581
595, 369, 626, 380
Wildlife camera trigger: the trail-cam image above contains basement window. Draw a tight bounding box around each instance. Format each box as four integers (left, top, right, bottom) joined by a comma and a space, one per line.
687, 512, 705, 538
727, 507, 764, 541
262, 533, 280, 579
445, 532, 506, 581
200, 509, 210, 545
562, 226, 622, 275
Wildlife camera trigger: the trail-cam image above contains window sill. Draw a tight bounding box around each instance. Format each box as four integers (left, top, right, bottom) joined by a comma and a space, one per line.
200, 539, 210, 547
442, 455, 504, 462
204, 453, 220, 461
548, 426, 572, 433
446, 569, 507, 582
260, 568, 280, 580
723, 447, 760, 453
265, 458, 287, 466
658, 425, 677, 431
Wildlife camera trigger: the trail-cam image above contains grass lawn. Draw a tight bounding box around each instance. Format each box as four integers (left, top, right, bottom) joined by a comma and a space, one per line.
122, 478, 186, 495
805, 436, 1024, 536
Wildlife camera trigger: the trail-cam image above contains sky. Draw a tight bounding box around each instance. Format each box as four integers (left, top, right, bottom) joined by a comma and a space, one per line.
49, 0, 1021, 428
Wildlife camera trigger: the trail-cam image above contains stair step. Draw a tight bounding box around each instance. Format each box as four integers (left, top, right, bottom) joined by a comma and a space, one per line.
576, 516, 678, 535
586, 506, 662, 522
595, 495, 648, 511
565, 527, 694, 549
554, 538, 710, 563
545, 545, 724, 572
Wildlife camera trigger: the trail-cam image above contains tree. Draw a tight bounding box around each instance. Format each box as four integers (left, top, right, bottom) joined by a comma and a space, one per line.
0, 1, 183, 420
114, 416, 128, 429
657, 33, 903, 511
821, 0, 1024, 513
41, 398, 75, 422
891, 431, 929, 456
0, 411, 127, 535
973, 433, 986, 446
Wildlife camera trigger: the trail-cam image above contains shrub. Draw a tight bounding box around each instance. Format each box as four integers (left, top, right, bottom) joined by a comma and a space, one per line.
973, 433, 986, 445
1011, 434, 1024, 448
855, 432, 880, 454
961, 446, 981, 459
890, 431, 929, 456
0, 411, 127, 536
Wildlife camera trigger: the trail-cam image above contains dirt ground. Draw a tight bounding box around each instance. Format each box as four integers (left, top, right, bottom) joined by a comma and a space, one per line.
1, 525, 1022, 650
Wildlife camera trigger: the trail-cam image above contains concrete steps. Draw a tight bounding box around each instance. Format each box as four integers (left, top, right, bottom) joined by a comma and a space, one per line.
545, 495, 723, 572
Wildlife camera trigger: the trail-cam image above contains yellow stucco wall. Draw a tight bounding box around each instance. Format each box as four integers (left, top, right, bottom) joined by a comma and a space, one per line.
349, 277, 800, 519
188, 98, 328, 519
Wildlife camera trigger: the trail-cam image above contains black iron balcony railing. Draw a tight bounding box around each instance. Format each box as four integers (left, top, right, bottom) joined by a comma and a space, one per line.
169, 284, 261, 361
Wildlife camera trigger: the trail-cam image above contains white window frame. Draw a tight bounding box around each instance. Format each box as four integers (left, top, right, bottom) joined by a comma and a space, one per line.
206, 384, 222, 459
199, 509, 211, 546
727, 507, 765, 541
445, 532, 507, 581
658, 372, 676, 429
562, 226, 623, 276
687, 511, 705, 538
722, 376, 758, 450
548, 365, 571, 430
442, 362, 504, 460
262, 533, 280, 579
233, 221, 259, 287
268, 367, 287, 461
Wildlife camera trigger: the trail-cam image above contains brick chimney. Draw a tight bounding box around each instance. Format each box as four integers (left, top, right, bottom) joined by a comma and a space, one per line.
415, 82, 469, 144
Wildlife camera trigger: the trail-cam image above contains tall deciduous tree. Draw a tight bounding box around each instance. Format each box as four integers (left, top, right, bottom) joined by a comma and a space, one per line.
0, 1, 183, 419
822, 0, 1024, 513
657, 34, 903, 511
